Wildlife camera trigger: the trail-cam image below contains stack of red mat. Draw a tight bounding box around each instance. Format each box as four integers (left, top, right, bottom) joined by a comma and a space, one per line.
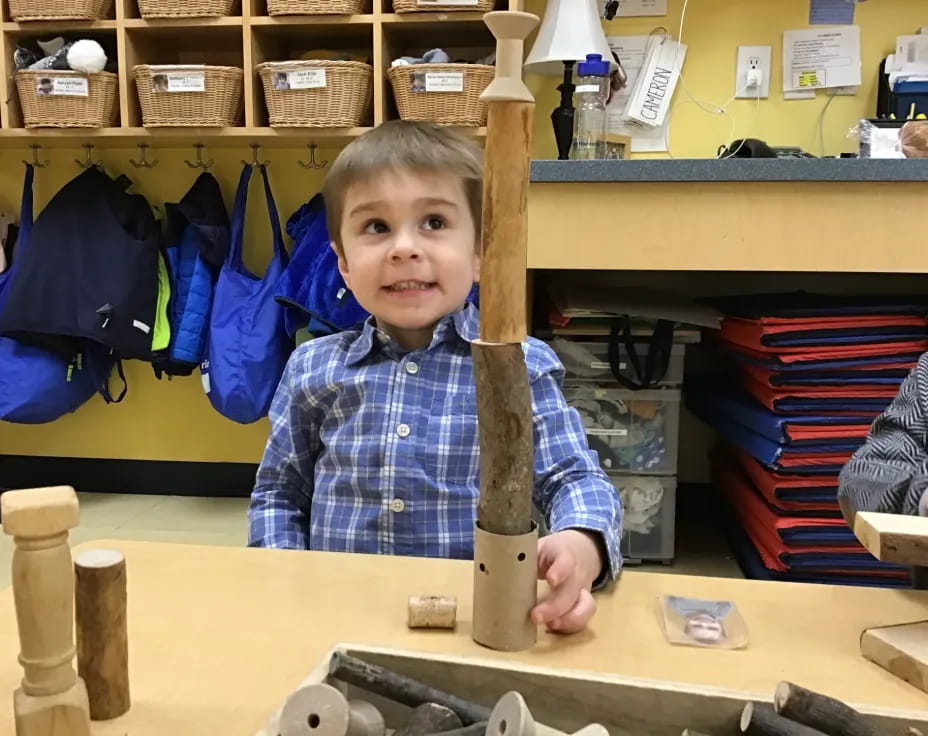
692, 293, 928, 587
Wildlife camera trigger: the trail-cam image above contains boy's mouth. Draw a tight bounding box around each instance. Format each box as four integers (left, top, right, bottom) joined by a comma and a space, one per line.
384, 280, 437, 292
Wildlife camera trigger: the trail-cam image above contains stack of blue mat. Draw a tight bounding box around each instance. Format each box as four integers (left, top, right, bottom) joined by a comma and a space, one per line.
687, 292, 927, 588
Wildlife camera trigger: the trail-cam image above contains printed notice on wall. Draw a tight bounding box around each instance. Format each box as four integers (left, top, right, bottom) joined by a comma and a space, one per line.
610, 0, 667, 16
782, 25, 861, 92
36, 77, 89, 97
275, 69, 326, 90
605, 35, 670, 152
809, 0, 855, 25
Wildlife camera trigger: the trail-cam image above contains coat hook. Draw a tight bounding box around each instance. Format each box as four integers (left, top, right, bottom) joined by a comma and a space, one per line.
242, 143, 269, 168
297, 143, 327, 170
22, 144, 49, 168
184, 143, 213, 170
75, 144, 100, 170
129, 143, 158, 169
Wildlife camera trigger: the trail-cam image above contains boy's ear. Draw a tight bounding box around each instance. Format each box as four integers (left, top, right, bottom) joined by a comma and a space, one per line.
333, 243, 353, 289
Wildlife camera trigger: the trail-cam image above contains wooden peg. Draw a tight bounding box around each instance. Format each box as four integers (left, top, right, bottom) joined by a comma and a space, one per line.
74, 548, 130, 720
407, 595, 457, 629
1, 486, 91, 736
740, 702, 828, 736
773, 681, 877, 736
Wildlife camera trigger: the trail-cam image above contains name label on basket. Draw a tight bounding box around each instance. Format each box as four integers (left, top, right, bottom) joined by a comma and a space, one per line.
160, 72, 205, 93
417, 0, 478, 5
40, 77, 89, 97
279, 69, 327, 90
423, 72, 464, 92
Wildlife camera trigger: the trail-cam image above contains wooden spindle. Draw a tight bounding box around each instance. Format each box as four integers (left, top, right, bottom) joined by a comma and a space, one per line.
470, 7, 541, 654
1, 486, 91, 736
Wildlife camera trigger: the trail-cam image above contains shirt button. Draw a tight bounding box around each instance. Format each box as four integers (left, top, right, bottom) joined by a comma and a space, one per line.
390, 498, 406, 512
396, 423, 411, 438
405, 361, 419, 375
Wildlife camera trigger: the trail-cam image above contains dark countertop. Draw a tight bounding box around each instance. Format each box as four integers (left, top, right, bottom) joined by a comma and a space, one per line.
529, 158, 928, 183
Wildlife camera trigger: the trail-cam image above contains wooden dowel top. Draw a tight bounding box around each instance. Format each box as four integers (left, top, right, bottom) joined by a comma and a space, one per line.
1, 486, 79, 538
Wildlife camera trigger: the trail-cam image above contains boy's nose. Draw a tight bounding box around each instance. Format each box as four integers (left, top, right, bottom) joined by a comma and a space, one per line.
389, 232, 422, 261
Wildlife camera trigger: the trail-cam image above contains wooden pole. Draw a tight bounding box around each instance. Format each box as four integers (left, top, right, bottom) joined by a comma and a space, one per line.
1, 486, 91, 736
773, 682, 877, 736
470, 7, 540, 655
741, 702, 830, 736
74, 548, 130, 720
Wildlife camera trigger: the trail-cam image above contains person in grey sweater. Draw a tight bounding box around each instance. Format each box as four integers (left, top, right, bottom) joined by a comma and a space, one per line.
838, 353, 928, 524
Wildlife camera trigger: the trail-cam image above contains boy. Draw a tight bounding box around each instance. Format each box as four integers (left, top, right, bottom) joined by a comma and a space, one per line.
838, 353, 928, 521
248, 121, 623, 634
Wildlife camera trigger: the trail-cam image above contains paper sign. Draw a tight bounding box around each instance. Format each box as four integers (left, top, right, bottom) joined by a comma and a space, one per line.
423, 71, 464, 92
782, 26, 861, 92
37, 77, 89, 97
417, 0, 478, 5
606, 35, 671, 152
277, 69, 326, 90
154, 72, 205, 93
610, 0, 667, 16
625, 36, 686, 127
809, 0, 855, 25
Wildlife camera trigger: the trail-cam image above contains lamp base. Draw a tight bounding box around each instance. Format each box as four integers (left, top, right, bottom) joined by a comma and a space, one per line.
552, 60, 575, 160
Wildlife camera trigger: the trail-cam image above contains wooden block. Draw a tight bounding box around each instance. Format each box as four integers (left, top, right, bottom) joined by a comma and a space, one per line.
853, 511, 928, 565
1, 486, 79, 538
407, 596, 457, 630
75, 548, 130, 720
861, 621, 928, 695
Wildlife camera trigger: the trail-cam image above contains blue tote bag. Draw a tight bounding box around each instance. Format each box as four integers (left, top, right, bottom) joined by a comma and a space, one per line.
202, 163, 290, 424
0, 163, 116, 423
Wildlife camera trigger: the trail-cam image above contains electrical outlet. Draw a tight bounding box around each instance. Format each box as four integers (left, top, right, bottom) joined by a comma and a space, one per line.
735, 45, 772, 99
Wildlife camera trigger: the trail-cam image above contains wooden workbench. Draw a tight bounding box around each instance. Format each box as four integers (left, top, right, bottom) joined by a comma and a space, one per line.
1, 539, 927, 734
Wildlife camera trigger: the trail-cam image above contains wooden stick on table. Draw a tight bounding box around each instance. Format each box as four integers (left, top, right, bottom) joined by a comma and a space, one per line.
773, 682, 877, 736
470, 6, 541, 655
741, 702, 829, 736
1, 486, 91, 736
74, 548, 130, 720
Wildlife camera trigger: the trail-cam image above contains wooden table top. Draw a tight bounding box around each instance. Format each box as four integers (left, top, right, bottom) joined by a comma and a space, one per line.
1, 539, 927, 735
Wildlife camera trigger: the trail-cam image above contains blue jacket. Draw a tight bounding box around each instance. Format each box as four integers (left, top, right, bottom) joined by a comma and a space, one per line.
154, 173, 229, 378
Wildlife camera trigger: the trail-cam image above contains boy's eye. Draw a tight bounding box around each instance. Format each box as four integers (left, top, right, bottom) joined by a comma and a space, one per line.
363, 220, 389, 234
423, 216, 446, 231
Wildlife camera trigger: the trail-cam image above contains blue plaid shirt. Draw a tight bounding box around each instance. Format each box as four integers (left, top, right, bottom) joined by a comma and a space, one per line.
248, 303, 623, 583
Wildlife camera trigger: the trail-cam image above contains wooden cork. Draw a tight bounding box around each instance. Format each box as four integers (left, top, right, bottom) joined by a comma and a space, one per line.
407, 595, 457, 630
74, 548, 130, 721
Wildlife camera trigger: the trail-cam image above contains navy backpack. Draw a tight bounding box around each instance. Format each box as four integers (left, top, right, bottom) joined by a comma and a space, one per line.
201, 163, 290, 424
0, 163, 117, 423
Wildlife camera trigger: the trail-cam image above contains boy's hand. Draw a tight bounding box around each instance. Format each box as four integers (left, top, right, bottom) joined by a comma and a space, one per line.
531, 530, 604, 634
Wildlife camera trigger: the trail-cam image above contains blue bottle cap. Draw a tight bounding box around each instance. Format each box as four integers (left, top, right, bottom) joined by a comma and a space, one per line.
577, 53, 610, 77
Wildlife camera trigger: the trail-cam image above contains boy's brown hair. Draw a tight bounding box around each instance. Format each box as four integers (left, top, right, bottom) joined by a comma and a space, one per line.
322, 120, 484, 253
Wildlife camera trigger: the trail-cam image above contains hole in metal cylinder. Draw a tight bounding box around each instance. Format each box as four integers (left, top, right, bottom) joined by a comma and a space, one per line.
517, 553, 526, 561
309, 714, 321, 729
500, 719, 508, 734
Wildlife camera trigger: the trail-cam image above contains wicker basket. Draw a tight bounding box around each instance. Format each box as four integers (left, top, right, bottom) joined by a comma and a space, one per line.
387, 63, 493, 126
267, 0, 365, 14
132, 65, 243, 127
393, 0, 493, 12
137, 0, 237, 18
9, 0, 113, 20
257, 61, 372, 127
16, 71, 118, 129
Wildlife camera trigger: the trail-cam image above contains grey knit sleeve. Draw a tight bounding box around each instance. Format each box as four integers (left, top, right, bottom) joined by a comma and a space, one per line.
838, 353, 928, 519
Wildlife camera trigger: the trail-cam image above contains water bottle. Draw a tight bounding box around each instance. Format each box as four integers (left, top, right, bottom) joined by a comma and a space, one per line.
571, 53, 610, 160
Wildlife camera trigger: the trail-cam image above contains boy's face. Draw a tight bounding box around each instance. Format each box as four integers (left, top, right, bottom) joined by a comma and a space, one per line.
335, 167, 480, 350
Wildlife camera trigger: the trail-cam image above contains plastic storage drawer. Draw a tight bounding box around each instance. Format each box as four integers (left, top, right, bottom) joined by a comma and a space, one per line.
610, 474, 676, 563
563, 384, 681, 475
550, 337, 685, 387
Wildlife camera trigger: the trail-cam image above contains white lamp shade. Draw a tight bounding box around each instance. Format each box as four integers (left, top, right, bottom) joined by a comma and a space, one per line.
524, 0, 617, 76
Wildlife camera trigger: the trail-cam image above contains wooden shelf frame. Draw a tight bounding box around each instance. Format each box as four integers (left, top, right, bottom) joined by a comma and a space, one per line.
0, 0, 509, 147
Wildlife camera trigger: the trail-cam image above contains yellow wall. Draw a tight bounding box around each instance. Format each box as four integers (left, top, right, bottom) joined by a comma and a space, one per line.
0, 0, 924, 464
